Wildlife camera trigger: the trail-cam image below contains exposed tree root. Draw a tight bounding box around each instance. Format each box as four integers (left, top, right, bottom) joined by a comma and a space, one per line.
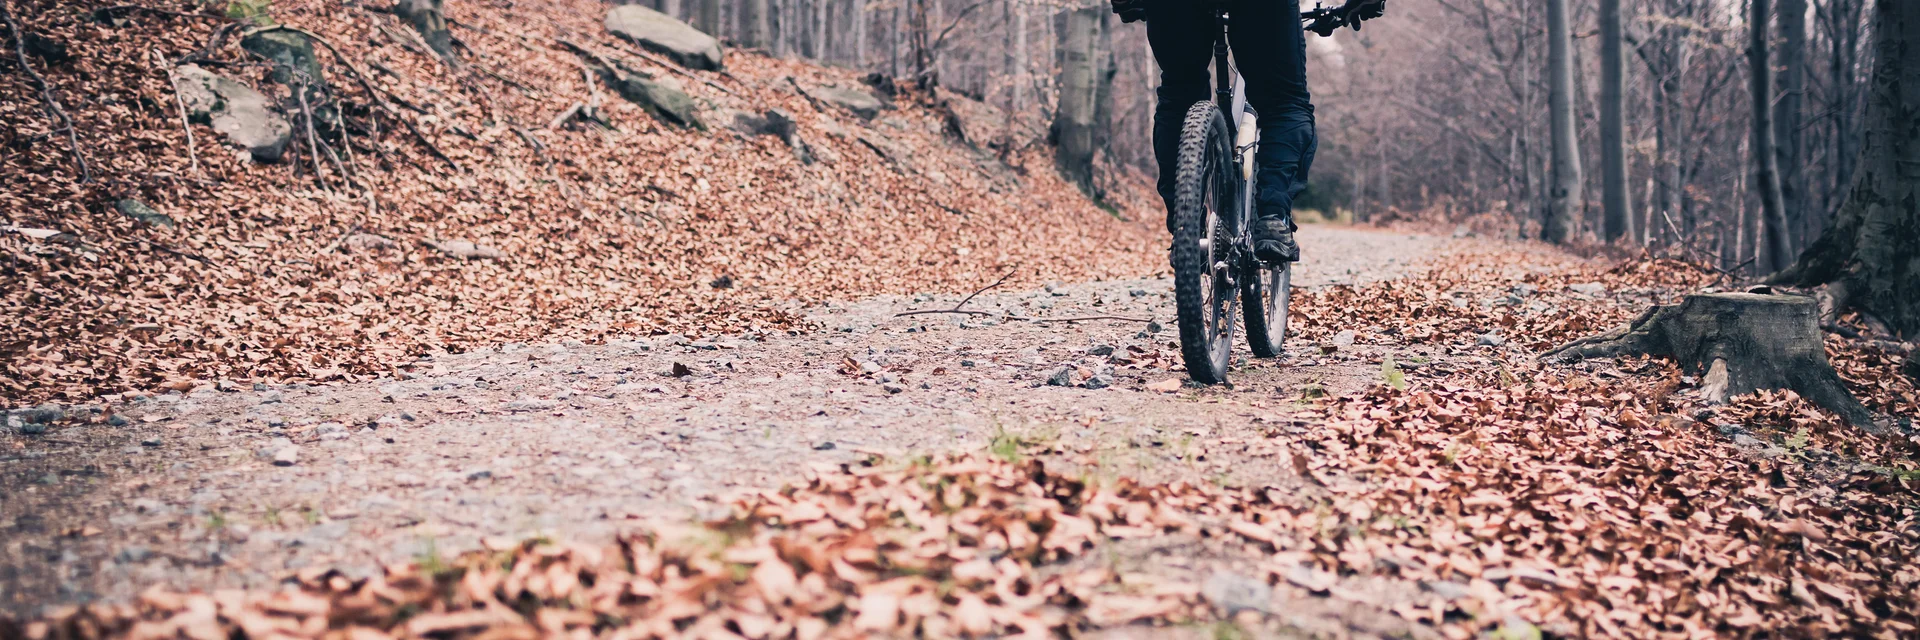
1544, 292, 1880, 431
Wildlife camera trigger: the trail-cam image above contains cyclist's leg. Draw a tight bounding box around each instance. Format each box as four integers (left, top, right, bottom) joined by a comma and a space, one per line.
1146, 1, 1212, 233
1228, 0, 1314, 261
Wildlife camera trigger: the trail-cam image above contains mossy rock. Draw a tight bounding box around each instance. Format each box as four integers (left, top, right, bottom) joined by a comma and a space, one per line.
604, 71, 704, 130
241, 28, 322, 86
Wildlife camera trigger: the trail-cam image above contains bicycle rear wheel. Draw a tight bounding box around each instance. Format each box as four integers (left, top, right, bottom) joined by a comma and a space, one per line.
1243, 261, 1291, 358
1169, 101, 1238, 385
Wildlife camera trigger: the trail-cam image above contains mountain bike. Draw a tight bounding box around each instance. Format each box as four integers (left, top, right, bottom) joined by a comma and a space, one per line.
1170, 1, 1364, 384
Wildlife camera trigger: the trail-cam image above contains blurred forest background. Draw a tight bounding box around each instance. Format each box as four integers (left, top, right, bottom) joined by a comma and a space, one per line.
637, 0, 1881, 273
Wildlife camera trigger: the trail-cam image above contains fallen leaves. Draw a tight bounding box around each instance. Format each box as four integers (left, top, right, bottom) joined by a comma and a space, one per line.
1, 0, 1164, 404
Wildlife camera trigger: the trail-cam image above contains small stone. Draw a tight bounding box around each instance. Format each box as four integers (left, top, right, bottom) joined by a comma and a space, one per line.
107, 414, 130, 427
116, 199, 175, 227
1202, 572, 1273, 615
960, 359, 976, 367
1088, 344, 1115, 356
1332, 330, 1357, 347
141, 438, 162, 447
272, 445, 298, 467
1083, 375, 1113, 390
19, 423, 47, 435
1046, 367, 1075, 387
1452, 224, 1474, 238
1146, 320, 1164, 334
859, 360, 883, 375
115, 546, 153, 564
876, 373, 896, 384
466, 470, 493, 481
1129, 288, 1149, 297
1569, 282, 1608, 296
813, 442, 837, 451
882, 383, 906, 394
1510, 283, 1537, 297
1477, 332, 1507, 347
503, 398, 556, 412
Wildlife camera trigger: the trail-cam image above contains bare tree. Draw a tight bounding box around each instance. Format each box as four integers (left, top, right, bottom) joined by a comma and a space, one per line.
1749, 0, 1793, 272
1053, 4, 1101, 195
1776, 0, 1808, 251
1543, 0, 1582, 243
1597, 0, 1631, 242
1774, 0, 1920, 337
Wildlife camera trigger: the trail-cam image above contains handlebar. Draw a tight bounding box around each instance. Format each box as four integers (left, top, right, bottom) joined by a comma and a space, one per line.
1301, 0, 1384, 37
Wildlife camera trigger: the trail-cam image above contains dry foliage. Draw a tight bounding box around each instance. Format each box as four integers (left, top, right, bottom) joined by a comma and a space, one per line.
1, 0, 1161, 403
10, 245, 1919, 638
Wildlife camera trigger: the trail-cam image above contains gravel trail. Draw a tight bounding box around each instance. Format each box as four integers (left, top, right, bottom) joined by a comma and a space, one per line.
2, 225, 1447, 623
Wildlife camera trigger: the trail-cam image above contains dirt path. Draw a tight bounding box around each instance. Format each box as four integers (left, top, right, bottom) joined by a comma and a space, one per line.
2, 225, 1450, 623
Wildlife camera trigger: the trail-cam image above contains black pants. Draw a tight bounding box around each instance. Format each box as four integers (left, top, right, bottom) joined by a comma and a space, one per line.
1148, 0, 1316, 225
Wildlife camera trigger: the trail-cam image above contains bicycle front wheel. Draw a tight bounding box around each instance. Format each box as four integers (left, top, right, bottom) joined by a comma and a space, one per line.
1169, 101, 1238, 385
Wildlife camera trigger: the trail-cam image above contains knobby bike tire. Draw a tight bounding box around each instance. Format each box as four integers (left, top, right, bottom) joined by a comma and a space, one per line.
1170, 101, 1235, 385
1243, 259, 1291, 358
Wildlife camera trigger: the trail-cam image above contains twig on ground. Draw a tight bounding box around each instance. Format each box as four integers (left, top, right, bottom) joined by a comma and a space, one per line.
175, 20, 238, 65
4, 0, 91, 182
895, 271, 1013, 318
786, 76, 828, 112
93, 5, 224, 21
956, 271, 1014, 308
890, 272, 1150, 324
163, 64, 203, 178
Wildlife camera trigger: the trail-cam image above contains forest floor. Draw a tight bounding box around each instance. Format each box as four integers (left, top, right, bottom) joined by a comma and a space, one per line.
8, 224, 1919, 638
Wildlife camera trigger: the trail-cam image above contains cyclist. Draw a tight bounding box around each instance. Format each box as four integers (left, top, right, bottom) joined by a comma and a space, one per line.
1113, 0, 1385, 264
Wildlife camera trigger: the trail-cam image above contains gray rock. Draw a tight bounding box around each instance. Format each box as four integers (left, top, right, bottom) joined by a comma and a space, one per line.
173, 64, 292, 163
605, 5, 724, 70
1477, 332, 1506, 347
116, 199, 175, 227
813, 86, 884, 119
1568, 282, 1608, 296
106, 414, 130, 427
1129, 288, 1149, 297
19, 423, 47, 436
1202, 572, 1272, 615
240, 29, 322, 86
13, 403, 64, 424
343, 233, 397, 253
1083, 375, 1113, 390
1332, 329, 1357, 347
1088, 344, 1115, 356
115, 546, 154, 564
1045, 367, 1075, 387
881, 383, 906, 394
1510, 283, 1537, 297
603, 71, 704, 129
1145, 320, 1164, 334
272, 445, 298, 467
424, 239, 501, 260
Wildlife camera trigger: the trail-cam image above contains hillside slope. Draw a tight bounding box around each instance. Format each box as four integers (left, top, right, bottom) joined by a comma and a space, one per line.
1, 0, 1161, 402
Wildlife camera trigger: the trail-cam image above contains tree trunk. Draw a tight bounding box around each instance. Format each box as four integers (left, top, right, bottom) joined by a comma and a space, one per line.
1543, 0, 1582, 244
394, 0, 453, 61
1053, 6, 1101, 196
695, 0, 721, 38
742, 0, 769, 49
1777, 0, 1809, 251
1598, 0, 1631, 243
1002, 0, 1018, 149
1750, 0, 1794, 273
1775, 0, 1920, 338
1545, 293, 1877, 430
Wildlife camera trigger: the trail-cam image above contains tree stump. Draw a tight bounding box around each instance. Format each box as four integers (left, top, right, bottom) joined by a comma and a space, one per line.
1544, 293, 1878, 430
